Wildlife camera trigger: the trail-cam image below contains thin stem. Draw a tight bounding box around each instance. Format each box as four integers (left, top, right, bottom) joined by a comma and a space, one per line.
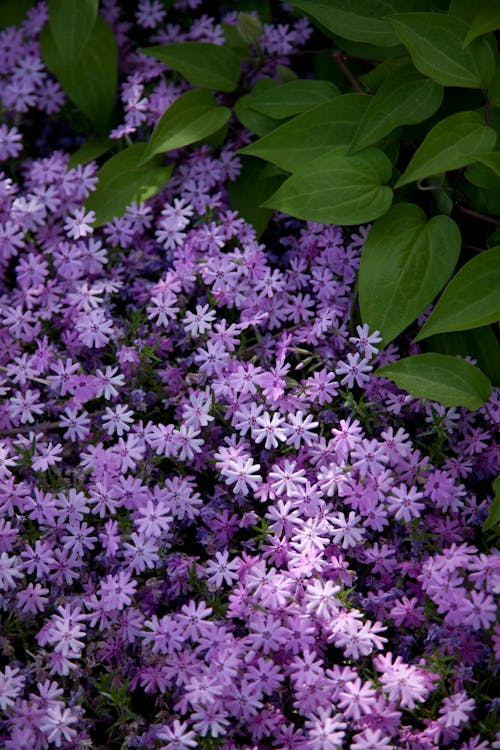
333, 51, 366, 94
0, 365, 51, 386
455, 203, 500, 226
416, 179, 453, 192
483, 91, 492, 127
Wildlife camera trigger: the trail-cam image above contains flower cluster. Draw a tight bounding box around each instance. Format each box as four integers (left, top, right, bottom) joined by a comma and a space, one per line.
0, 2, 498, 750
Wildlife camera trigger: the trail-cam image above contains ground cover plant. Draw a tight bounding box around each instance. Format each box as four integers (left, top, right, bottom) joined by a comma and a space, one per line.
0, 0, 499, 748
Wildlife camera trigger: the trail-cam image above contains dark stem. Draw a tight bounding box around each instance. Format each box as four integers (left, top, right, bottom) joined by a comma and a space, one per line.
333, 51, 366, 94
455, 203, 500, 226
483, 90, 492, 127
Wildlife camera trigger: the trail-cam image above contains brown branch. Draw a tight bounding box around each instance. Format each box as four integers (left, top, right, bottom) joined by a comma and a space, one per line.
333, 51, 366, 94
455, 203, 500, 226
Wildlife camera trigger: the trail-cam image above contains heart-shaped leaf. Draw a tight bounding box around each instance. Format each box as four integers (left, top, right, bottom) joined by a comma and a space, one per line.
396, 111, 497, 187
376, 353, 491, 409
359, 203, 460, 344
263, 146, 393, 225
415, 246, 500, 340
390, 12, 495, 88
240, 94, 370, 172
140, 42, 242, 92
85, 144, 173, 227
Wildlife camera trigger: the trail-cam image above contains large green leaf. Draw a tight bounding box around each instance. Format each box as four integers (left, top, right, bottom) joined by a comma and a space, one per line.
141, 89, 231, 163
85, 144, 173, 227
40, 16, 117, 132
263, 146, 393, 225
483, 473, 500, 532
239, 94, 370, 172
427, 325, 500, 386
464, 3, 500, 46
234, 79, 281, 137
48, 0, 98, 67
376, 353, 492, 409
67, 137, 113, 169
415, 246, 500, 340
474, 152, 500, 178
390, 12, 496, 88
229, 157, 286, 237
140, 42, 242, 92
248, 79, 340, 119
396, 111, 497, 187
291, 0, 423, 47
359, 204, 460, 344
351, 66, 443, 151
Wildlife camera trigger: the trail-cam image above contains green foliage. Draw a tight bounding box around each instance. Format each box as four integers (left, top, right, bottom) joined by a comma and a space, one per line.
389, 12, 496, 88
40, 15, 118, 132
415, 246, 500, 339
44, 0, 500, 411
376, 353, 492, 409
141, 89, 231, 163
48, 0, 98, 67
140, 42, 243, 92
396, 111, 497, 187
85, 144, 173, 227
246, 79, 340, 119
291, 0, 420, 47
239, 94, 370, 171
350, 65, 443, 151
0, 0, 34, 28
359, 203, 460, 344
263, 146, 393, 224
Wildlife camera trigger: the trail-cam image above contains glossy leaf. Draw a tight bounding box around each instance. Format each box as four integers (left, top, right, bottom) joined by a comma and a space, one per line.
48, 0, 98, 67
427, 325, 500, 386
415, 246, 500, 340
240, 94, 370, 172
376, 353, 492, 409
291, 0, 421, 47
85, 144, 173, 227
396, 111, 497, 187
40, 16, 117, 132
483, 473, 500, 532
140, 42, 242, 92
263, 146, 393, 225
351, 66, 442, 152
67, 138, 113, 169
359, 204, 460, 344
141, 89, 231, 163
229, 157, 286, 237
464, 3, 500, 46
390, 12, 496, 88
234, 79, 281, 137
248, 80, 340, 119
475, 152, 500, 178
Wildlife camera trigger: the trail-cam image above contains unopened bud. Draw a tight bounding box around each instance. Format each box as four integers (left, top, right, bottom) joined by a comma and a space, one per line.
237, 13, 263, 45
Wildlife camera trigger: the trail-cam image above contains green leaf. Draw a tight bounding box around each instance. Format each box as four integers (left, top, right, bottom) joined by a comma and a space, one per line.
475, 152, 500, 178
141, 89, 231, 163
427, 325, 500, 386
248, 80, 340, 119
376, 353, 492, 409
415, 246, 500, 339
464, 2, 500, 46
234, 80, 281, 136
228, 157, 286, 237
390, 12, 496, 88
291, 0, 423, 47
239, 94, 370, 172
351, 66, 443, 151
40, 16, 117, 132
465, 161, 500, 190
85, 144, 173, 227
48, 0, 98, 67
67, 137, 113, 169
359, 204, 460, 344
262, 146, 393, 225
140, 42, 242, 92
488, 68, 500, 106
395, 111, 497, 187
483, 473, 500, 531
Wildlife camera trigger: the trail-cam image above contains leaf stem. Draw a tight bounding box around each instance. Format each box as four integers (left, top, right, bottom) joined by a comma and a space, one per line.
455, 203, 500, 226
333, 51, 366, 94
